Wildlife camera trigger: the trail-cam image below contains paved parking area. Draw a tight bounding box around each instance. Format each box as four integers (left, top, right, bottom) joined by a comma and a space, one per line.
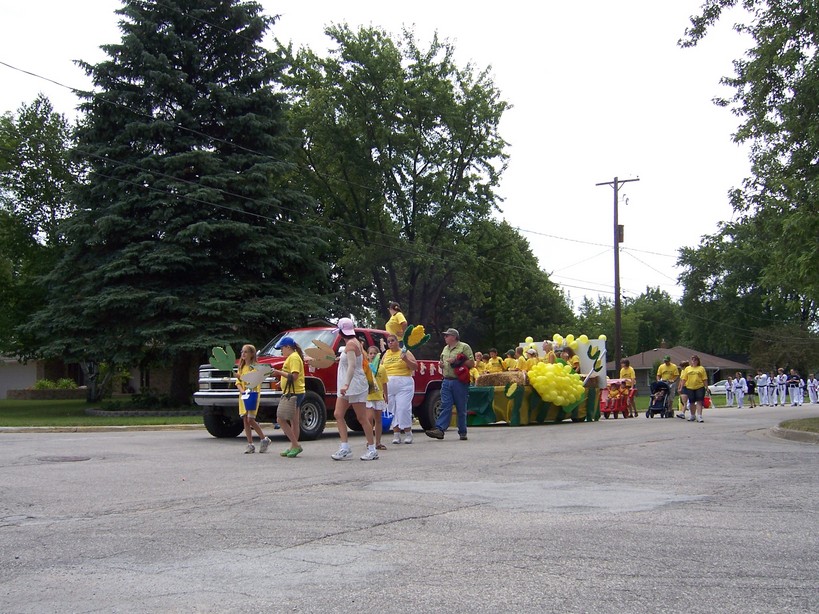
1, 405, 817, 613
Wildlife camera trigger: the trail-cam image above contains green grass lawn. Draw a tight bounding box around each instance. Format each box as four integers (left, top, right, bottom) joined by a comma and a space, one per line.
0, 399, 202, 427
779, 417, 819, 433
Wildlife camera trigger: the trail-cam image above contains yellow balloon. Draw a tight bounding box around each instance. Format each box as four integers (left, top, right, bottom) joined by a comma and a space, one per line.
525, 336, 533, 344
565, 334, 575, 344
578, 334, 589, 344
570, 341, 578, 351
598, 334, 607, 341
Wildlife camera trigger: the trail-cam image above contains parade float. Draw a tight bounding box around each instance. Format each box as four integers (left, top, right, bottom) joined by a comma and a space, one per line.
466, 334, 608, 426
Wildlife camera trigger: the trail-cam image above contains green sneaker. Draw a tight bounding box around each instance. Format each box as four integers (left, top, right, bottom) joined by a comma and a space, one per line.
279, 449, 290, 457
286, 446, 303, 458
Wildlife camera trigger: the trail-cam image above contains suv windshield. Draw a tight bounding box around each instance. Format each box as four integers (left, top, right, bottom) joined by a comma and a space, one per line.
259, 329, 337, 357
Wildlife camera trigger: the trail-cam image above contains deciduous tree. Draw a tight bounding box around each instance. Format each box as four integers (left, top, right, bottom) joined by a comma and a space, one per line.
679, 1, 818, 353
279, 25, 510, 332
0, 96, 75, 357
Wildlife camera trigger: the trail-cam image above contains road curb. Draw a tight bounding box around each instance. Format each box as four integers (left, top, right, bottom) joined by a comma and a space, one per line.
0, 424, 206, 433
769, 426, 819, 444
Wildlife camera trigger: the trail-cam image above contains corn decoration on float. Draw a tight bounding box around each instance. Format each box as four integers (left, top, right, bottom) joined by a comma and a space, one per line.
403, 324, 430, 350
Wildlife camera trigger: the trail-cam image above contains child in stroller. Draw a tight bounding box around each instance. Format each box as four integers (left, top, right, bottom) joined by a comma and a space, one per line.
601, 379, 629, 419
646, 380, 672, 418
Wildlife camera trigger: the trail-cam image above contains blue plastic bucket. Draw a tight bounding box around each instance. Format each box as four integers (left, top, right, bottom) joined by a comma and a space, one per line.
381, 408, 394, 431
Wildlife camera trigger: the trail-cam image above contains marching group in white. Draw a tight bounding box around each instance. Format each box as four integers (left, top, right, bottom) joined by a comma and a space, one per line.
726, 368, 818, 408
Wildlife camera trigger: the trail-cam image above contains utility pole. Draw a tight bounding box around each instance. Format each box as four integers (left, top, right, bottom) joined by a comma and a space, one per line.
595, 176, 639, 371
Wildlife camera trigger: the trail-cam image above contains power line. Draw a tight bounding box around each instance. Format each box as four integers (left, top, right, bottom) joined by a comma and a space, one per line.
2, 58, 639, 295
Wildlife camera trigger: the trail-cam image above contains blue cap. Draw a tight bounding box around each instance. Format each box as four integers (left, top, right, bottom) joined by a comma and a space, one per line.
274, 336, 296, 350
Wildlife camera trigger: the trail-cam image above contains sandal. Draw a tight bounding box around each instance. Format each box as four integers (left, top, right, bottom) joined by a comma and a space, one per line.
376, 444, 387, 450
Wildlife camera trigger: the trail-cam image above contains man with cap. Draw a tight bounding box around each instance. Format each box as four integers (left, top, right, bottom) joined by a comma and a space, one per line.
425, 328, 474, 441
656, 355, 679, 417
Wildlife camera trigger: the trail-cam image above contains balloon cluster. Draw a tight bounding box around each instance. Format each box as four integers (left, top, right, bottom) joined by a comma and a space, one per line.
528, 362, 585, 407
550, 332, 605, 352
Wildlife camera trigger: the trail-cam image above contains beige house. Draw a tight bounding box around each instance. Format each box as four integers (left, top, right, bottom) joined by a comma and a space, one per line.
0, 356, 40, 399
607, 346, 752, 396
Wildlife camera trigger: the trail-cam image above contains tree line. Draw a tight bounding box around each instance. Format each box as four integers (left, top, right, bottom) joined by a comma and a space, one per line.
1, 0, 816, 402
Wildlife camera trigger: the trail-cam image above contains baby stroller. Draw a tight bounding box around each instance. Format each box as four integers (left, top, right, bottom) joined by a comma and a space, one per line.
646, 380, 671, 418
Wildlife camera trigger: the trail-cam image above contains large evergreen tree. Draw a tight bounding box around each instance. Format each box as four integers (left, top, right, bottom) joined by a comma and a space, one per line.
29, 0, 330, 403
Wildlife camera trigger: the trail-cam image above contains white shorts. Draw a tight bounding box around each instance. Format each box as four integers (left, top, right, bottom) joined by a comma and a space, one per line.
344, 391, 368, 404
366, 400, 386, 411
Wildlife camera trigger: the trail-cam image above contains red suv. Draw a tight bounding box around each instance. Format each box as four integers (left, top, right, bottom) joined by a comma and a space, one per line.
194, 325, 444, 440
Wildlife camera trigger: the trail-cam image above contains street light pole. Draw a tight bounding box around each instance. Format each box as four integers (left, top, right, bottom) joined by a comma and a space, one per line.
595, 176, 639, 370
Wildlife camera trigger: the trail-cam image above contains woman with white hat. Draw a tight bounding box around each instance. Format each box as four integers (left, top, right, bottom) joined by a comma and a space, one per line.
331, 318, 379, 461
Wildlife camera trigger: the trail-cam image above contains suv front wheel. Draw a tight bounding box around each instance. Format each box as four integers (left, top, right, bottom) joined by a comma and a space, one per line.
299, 391, 327, 440
203, 412, 244, 438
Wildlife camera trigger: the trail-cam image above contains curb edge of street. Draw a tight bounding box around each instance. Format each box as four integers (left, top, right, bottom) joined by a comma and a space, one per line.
768, 426, 819, 444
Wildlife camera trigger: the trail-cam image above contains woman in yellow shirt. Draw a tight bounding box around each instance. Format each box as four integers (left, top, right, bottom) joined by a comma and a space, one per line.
382, 334, 418, 444
385, 301, 408, 343
270, 337, 306, 457
680, 354, 708, 423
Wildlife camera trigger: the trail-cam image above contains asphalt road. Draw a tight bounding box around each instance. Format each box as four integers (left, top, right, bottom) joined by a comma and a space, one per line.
1, 405, 817, 614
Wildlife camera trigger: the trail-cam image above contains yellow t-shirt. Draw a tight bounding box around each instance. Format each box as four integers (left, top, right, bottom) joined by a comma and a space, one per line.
485, 357, 505, 373
657, 362, 680, 381
504, 357, 517, 371
681, 365, 707, 390
281, 352, 305, 394
236, 363, 262, 412
237, 364, 262, 391
382, 348, 413, 377
517, 356, 528, 371
469, 367, 480, 385
385, 312, 407, 340
367, 364, 387, 402
620, 366, 635, 386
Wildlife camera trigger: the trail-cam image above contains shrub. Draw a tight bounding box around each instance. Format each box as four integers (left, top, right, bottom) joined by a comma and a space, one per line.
32, 379, 57, 390
55, 378, 79, 390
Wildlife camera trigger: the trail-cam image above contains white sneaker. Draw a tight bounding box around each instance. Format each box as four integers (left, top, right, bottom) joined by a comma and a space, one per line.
244, 444, 255, 454
403, 432, 413, 444
259, 437, 271, 453
331, 447, 352, 461
392, 434, 402, 444
360, 449, 379, 461
697, 417, 704, 423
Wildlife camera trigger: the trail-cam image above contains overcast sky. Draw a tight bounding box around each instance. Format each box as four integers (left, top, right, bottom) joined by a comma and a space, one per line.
0, 1, 753, 308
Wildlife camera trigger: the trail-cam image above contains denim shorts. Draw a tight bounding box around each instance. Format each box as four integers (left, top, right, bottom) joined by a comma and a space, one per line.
683, 387, 706, 402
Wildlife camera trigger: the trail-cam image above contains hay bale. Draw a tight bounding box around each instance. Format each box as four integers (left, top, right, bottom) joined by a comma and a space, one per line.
477, 371, 526, 387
